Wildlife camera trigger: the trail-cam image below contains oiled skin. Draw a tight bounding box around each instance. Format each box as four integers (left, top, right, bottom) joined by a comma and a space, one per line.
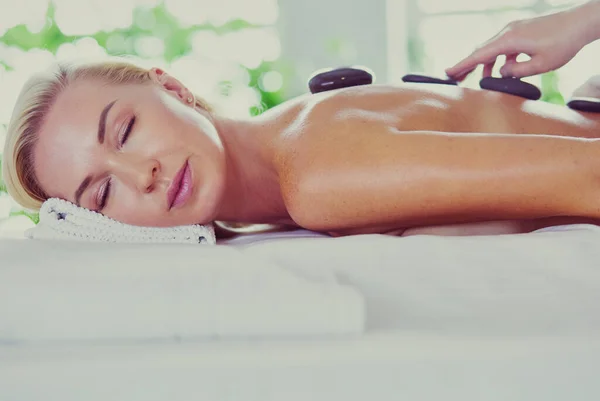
260, 82, 600, 236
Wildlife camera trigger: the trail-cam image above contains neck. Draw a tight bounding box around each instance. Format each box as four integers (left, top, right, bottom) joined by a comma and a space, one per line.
211, 113, 290, 224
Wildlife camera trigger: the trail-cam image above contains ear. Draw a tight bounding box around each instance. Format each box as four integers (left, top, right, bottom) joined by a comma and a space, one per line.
149, 67, 195, 106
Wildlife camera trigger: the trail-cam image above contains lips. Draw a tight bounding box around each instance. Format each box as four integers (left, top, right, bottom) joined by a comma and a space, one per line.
167, 160, 193, 210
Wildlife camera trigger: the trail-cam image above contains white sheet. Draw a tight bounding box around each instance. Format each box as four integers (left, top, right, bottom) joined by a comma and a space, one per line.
0, 239, 364, 342
3, 225, 600, 400
234, 226, 600, 335
3, 226, 600, 339
3, 331, 600, 401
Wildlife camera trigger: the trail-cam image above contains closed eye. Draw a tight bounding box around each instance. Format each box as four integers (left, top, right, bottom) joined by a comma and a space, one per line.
119, 115, 136, 148
96, 178, 112, 211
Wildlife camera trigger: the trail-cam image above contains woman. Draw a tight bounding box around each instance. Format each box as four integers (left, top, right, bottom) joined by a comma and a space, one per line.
3, 59, 600, 238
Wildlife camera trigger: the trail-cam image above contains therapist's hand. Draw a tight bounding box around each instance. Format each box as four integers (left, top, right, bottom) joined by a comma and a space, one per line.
445, 3, 599, 81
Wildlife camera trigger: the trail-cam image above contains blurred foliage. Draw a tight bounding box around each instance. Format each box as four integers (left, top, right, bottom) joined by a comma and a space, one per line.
540, 71, 565, 105
0, 0, 286, 223
0, 2, 285, 108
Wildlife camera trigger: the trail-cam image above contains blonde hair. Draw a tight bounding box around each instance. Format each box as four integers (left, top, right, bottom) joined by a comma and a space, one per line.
2, 59, 212, 211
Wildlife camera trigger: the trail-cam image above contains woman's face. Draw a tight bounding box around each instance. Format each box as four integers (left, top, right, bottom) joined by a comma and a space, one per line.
33, 72, 227, 227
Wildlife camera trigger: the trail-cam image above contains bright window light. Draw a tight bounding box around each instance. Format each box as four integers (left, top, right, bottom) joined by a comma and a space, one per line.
54, 0, 138, 35
0, 47, 54, 123
547, 0, 587, 5
419, 0, 535, 13
191, 28, 280, 68
259, 71, 283, 93
0, 0, 47, 36
0, 124, 6, 152
556, 40, 600, 97
164, 0, 211, 26
55, 37, 107, 61
0, 194, 11, 219
134, 36, 165, 58
419, 11, 535, 84
165, 0, 278, 27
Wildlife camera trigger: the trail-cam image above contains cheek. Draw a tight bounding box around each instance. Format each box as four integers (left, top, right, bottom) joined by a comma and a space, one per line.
106, 202, 168, 227
135, 110, 195, 151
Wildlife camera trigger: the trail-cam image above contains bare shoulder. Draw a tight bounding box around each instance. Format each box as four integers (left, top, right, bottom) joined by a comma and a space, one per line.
273, 86, 394, 170
274, 83, 459, 166
272, 85, 428, 228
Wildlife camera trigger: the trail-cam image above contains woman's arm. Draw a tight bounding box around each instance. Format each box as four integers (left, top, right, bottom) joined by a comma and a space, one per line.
281, 116, 600, 233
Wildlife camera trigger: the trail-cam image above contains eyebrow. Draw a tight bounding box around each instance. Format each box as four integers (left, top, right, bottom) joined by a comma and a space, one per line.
73, 99, 117, 206
98, 99, 117, 144
75, 175, 92, 206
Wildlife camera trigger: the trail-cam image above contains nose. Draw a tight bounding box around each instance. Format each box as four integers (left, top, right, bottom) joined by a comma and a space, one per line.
112, 156, 161, 193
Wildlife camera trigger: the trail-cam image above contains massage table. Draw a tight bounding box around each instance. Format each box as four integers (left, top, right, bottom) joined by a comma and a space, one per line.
2, 224, 600, 400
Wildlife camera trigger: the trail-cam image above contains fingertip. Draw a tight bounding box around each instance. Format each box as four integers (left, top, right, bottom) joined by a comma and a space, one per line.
444, 68, 458, 80
446, 66, 470, 81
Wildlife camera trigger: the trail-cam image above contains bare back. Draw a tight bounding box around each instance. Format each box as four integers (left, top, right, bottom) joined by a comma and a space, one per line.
260, 83, 600, 236
279, 83, 600, 139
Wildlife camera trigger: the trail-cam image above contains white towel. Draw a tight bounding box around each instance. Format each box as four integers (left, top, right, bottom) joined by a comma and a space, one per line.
26, 198, 216, 245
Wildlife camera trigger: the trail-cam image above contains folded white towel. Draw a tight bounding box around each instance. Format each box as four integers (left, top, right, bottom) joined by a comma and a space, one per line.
26, 198, 216, 245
